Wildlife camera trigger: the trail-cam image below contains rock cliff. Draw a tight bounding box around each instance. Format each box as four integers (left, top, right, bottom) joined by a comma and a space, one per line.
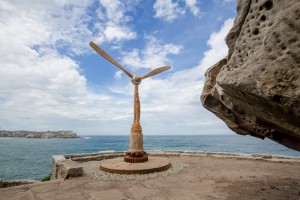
201, 0, 300, 151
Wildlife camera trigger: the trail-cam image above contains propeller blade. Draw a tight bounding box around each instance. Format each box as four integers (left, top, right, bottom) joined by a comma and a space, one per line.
142, 66, 171, 79
89, 41, 133, 78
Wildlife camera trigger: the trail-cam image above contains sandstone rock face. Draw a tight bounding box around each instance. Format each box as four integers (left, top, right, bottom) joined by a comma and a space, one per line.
201, 0, 300, 151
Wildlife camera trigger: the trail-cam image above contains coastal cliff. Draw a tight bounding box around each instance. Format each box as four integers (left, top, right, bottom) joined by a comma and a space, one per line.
0, 130, 80, 139
201, 0, 300, 151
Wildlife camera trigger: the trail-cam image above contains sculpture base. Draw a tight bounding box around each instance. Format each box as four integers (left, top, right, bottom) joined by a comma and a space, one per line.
124, 154, 148, 163
124, 151, 148, 163
100, 156, 170, 174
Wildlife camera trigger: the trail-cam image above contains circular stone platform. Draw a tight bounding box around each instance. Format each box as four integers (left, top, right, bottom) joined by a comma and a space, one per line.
100, 156, 171, 174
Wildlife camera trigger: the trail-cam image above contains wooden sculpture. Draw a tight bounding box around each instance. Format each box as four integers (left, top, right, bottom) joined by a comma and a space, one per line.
89, 41, 171, 163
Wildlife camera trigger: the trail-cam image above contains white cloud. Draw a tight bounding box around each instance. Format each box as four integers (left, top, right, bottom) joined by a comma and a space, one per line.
94, 0, 137, 44
121, 36, 182, 70
153, 0, 201, 22
184, 0, 200, 16
99, 0, 127, 23
1, 0, 94, 56
199, 18, 234, 73
103, 23, 136, 42
153, 0, 185, 22
114, 71, 123, 79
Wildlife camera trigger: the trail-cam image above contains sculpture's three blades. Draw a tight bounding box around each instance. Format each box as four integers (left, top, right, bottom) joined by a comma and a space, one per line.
89, 41, 133, 78
142, 66, 171, 79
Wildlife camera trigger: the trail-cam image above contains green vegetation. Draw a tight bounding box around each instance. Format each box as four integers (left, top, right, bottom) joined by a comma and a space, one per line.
41, 174, 51, 182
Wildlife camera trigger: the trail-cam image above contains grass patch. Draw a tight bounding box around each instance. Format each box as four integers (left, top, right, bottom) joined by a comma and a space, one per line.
41, 174, 51, 182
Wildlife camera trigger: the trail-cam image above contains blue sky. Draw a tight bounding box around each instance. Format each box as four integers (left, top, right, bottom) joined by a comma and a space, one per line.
0, 0, 237, 135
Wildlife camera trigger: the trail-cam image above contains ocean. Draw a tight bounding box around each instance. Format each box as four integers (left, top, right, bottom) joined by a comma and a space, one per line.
0, 135, 299, 181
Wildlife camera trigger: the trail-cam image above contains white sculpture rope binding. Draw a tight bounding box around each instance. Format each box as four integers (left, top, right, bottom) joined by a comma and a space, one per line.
89, 41, 171, 163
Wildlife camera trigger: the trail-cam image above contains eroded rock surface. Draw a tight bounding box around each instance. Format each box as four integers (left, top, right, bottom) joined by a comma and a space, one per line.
201, 0, 300, 151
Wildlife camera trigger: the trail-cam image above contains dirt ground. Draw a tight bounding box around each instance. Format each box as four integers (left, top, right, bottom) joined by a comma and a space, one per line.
1, 156, 300, 200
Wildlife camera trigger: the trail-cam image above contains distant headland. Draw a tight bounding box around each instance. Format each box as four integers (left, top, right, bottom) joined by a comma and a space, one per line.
0, 130, 80, 139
